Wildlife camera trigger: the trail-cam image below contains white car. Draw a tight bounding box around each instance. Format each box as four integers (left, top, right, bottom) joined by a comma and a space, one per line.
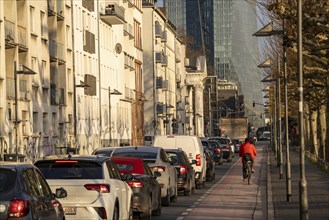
111, 146, 178, 207
35, 155, 133, 220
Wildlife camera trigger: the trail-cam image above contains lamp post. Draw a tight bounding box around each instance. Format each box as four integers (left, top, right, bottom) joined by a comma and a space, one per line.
297, 0, 308, 218
14, 61, 36, 162
108, 87, 121, 146
253, 21, 291, 198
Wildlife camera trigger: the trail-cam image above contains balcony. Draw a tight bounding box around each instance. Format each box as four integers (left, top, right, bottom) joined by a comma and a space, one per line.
4, 19, 17, 49
17, 25, 28, 52
123, 23, 134, 39
49, 39, 57, 62
156, 78, 168, 90
56, 0, 64, 21
100, 3, 125, 25
48, 0, 56, 16
58, 88, 65, 105
156, 103, 166, 114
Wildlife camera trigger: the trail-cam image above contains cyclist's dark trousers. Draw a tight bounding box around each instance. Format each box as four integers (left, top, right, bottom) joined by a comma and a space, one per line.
242, 153, 253, 179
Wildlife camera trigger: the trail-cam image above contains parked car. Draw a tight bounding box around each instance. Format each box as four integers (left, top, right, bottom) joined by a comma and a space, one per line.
0, 162, 66, 220
35, 155, 133, 220
111, 156, 162, 219
231, 139, 243, 153
153, 135, 207, 189
164, 149, 196, 196
207, 140, 224, 165
203, 146, 216, 182
111, 146, 177, 207
259, 131, 271, 141
208, 137, 234, 162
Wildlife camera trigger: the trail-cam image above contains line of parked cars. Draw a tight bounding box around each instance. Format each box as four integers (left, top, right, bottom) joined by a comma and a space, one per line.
0, 135, 243, 220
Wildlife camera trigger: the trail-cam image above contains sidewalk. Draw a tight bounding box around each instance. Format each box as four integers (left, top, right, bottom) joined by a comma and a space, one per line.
268, 145, 329, 219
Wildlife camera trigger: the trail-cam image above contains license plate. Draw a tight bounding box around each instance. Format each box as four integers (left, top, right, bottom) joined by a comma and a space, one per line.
222, 149, 229, 151
64, 207, 77, 215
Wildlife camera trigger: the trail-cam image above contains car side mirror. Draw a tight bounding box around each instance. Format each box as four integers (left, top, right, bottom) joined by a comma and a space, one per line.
55, 187, 67, 199
153, 171, 161, 179
121, 173, 134, 181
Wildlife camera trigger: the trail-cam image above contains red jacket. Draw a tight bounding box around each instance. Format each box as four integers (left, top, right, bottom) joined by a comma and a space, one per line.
239, 141, 257, 162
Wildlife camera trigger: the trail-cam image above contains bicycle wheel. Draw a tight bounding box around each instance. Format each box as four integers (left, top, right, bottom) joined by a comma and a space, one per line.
247, 164, 251, 185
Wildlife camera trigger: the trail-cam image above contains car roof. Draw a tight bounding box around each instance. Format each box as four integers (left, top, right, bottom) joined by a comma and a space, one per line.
113, 146, 161, 153
35, 154, 109, 163
0, 162, 36, 171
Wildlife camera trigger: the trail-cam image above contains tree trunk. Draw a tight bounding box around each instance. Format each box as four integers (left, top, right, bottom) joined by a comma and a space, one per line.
319, 105, 326, 160
310, 110, 318, 158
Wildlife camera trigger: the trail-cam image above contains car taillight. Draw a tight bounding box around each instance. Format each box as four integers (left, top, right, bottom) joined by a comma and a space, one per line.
196, 154, 201, 166
180, 165, 187, 175
84, 184, 110, 193
8, 199, 30, 218
152, 166, 166, 172
51, 199, 61, 208
127, 181, 143, 188
215, 148, 221, 153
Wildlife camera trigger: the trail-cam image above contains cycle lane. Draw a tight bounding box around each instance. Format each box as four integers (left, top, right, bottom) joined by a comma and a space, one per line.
181, 145, 268, 220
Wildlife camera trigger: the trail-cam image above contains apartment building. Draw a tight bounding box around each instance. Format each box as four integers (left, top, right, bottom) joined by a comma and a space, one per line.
0, 0, 74, 161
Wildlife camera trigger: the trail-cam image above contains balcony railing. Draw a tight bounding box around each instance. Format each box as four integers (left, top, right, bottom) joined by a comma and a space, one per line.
49, 39, 57, 60
4, 19, 16, 47
100, 3, 125, 25
58, 88, 65, 105
17, 25, 27, 51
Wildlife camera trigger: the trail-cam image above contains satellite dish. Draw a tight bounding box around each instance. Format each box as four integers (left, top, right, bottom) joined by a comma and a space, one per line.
115, 43, 122, 54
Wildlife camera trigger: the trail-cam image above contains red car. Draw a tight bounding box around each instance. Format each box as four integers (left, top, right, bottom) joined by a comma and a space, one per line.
111, 156, 162, 219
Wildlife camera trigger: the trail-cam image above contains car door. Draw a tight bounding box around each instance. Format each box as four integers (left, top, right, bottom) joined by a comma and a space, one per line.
34, 169, 60, 220
143, 162, 159, 209
22, 168, 56, 220
106, 160, 130, 219
159, 149, 176, 193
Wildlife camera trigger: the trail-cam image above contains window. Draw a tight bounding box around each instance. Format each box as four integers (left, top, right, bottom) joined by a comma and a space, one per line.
43, 113, 47, 134
33, 112, 38, 134
41, 60, 46, 85
30, 6, 35, 33
34, 170, 52, 197
40, 11, 46, 37
22, 169, 40, 196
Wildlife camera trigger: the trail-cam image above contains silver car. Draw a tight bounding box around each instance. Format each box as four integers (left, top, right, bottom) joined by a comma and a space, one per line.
111, 146, 178, 207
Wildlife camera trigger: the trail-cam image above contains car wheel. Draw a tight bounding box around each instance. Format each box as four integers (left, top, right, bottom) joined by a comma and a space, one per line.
113, 205, 119, 220
161, 189, 170, 207
152, 191, 162, 216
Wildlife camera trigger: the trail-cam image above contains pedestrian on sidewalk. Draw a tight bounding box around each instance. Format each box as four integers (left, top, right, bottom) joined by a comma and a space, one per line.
239, 136, 257, 181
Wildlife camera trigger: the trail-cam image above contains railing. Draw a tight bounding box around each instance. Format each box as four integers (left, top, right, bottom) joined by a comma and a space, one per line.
6, 77, 15, 98
58, 88, 65, 105
17, 25, 27, 47
4, 19, 15, 42
49, 39, 57, 59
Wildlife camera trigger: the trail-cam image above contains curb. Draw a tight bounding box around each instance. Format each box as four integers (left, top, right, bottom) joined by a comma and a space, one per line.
267, 146, 274, 220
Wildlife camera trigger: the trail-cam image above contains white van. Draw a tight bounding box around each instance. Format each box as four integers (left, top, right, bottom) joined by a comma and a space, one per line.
153, 135, 206, 189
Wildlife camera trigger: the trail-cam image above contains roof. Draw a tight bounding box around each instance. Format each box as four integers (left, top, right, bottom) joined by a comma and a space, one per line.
36, 154, 109, 163
111, 156, 145, 174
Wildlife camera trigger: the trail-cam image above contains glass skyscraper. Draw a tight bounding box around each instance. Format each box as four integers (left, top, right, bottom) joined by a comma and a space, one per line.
164, 0, 263, 110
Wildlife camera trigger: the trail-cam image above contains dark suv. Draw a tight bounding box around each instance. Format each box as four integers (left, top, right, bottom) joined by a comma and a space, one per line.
164, 149, 196, 196
208, 140, 224, 165
208, 137, 234, 162
0, 162, 66, 220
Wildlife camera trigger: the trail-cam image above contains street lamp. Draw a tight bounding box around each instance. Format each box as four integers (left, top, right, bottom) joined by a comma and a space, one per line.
254, 21, 291, 200
14, 61, 36, 162
109, 87, 121, 146
297, 0, 309, 218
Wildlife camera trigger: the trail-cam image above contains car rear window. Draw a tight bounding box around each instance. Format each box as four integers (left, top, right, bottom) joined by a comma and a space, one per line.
0, 169, 16, 193
112, 151, 157, 160
35, 161, 103, 179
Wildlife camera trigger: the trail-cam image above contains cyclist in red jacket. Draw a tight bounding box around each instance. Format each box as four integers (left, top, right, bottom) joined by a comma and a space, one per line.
239, 136, 257, 181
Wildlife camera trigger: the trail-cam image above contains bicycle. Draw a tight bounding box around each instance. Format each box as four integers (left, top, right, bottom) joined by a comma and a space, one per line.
244, 160, 252, 185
